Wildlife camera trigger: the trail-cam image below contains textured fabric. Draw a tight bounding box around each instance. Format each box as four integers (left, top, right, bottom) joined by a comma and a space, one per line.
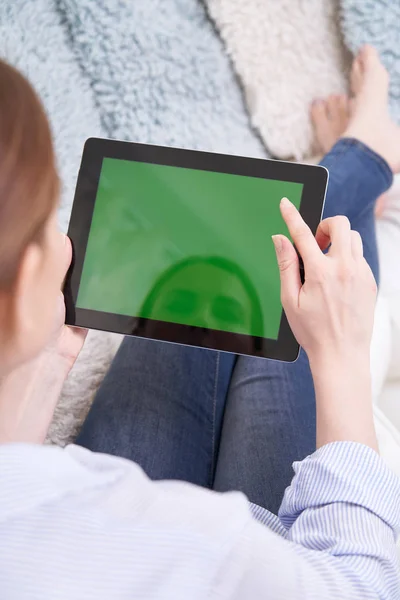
0, 441, 399, 599
0, 0, 103, 232
204, 0, 351, 159
340, 0, 400, 123
56, 0, 265, 158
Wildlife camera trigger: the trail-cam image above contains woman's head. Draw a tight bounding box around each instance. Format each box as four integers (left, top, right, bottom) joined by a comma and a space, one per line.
140, 255, 264, 338
0, 59, 66, 374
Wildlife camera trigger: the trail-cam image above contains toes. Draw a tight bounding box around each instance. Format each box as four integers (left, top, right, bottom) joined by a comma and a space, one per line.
326, 94, 350, 135
310, 99, 336, 154
312, 95, 349, 152
349, 97, 356, 117
327, 94, 340, 120
337, 94, 350, 121
351, 44, 389, 96
351, 55, 363, 96
361, 44, 379, 68
310, 98, 328, 126
363, 44, 389, 85
350, 45, 370, 95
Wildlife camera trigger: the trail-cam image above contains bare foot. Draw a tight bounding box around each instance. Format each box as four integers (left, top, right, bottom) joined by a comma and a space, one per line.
311, 94, 350, 154
344, 45, 400, 174
311, 46, 400, 173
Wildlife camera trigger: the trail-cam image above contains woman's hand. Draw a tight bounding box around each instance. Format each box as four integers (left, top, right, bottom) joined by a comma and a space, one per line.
0, 234, 87, 444
273, 197, 378, 451
272, 197, 377, 365
44, 235, 87, 374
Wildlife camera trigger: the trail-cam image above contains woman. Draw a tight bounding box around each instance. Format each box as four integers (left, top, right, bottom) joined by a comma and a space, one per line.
0, 45, 399, 598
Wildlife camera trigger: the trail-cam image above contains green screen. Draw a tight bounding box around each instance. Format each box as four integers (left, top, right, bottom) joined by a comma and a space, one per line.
77, 158, 303, 339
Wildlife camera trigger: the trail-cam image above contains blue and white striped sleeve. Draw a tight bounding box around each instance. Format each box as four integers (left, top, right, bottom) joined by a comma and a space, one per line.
229, 442, 399, 600
277, 442, 400, 598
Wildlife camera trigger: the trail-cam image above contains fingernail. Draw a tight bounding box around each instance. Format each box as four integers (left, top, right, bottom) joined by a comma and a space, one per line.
272, 235, 283, 253
280, 197, 292, 209
63, 234, 67, 245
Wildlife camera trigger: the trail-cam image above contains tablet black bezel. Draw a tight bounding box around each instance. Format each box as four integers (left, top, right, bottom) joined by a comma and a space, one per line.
64, 138, 328, 361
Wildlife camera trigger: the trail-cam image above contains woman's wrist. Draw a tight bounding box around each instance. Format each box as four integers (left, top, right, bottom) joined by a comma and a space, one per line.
308, 347, 378, 452
308, 345, 371, 378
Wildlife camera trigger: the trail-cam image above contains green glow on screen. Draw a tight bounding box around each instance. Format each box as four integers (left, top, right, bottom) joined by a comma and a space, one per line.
77, 158, 303, 339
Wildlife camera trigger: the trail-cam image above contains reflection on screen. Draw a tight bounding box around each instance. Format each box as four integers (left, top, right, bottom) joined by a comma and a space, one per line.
139, 256, 263, 337
76, 158, 303, 339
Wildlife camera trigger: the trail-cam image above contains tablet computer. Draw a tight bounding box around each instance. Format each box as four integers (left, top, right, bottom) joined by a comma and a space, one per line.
64, 138, 327, 361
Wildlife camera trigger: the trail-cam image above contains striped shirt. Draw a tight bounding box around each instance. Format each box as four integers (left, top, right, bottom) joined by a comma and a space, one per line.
0, 441, 399, 599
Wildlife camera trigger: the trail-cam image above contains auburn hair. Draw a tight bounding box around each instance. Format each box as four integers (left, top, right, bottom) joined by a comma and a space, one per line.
0, 59, 59, 290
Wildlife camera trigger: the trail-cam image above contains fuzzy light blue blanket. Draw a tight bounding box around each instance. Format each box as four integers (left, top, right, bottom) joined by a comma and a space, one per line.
57, 0, 265, 156
2, 0, 400, 233
0, 0, 103, 230
1, 0, 265, 230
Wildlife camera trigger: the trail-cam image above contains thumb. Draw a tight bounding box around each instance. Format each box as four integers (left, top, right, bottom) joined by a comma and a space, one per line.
272, 235, 302, 306
62, 234, 73, 279
53, 292, 66, 335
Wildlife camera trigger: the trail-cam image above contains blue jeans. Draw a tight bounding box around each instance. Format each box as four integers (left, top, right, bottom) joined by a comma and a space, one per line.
76, 139, 393, 515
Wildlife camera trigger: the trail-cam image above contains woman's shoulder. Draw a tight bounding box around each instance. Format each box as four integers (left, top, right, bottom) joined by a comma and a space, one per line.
0, 442, 257, 538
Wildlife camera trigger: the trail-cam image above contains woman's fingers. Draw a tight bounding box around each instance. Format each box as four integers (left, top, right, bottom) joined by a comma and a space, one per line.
272, 234, 302, 305
351, 230, 364, 259
315, 216, 352, 257
64, 234, 72, 268
314, 222, 331, 252
280, 198, 321, 265
316, 218, 363, 260
277, 201, 362, 303
280, 200, 356, 262
61, 234, 73, 283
